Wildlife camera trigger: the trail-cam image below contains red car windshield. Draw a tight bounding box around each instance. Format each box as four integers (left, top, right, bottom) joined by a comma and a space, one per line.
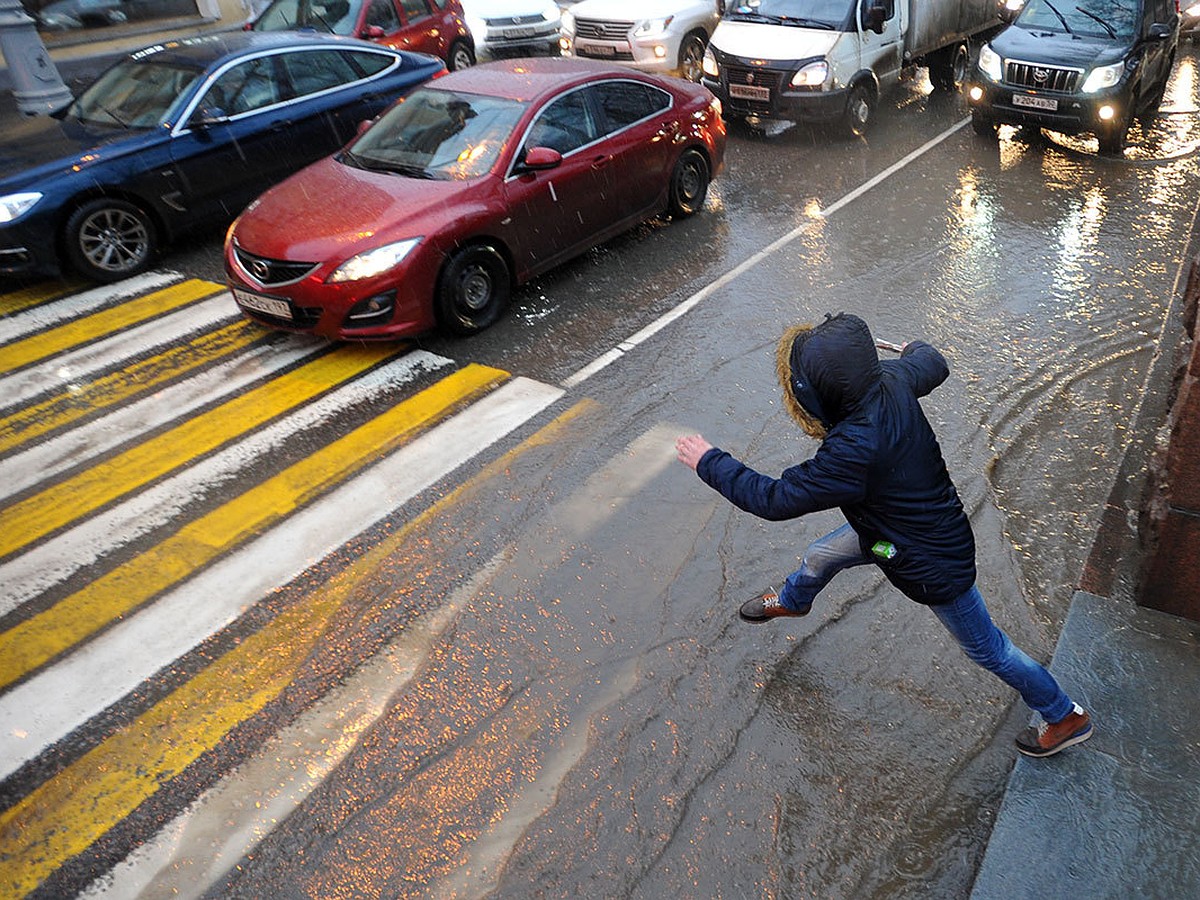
345, 88, 528, 180
253, 0, 360, 34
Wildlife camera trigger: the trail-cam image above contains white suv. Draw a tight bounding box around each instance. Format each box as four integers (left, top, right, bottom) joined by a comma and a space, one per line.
461, 0, 562, 58
560, 0, 724, 81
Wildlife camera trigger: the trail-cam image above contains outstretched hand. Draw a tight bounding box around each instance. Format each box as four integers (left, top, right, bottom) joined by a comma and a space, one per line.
675, 434, 713, 471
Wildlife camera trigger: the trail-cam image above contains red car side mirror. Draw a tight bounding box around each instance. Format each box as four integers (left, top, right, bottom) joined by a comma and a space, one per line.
522, 146, 562, 170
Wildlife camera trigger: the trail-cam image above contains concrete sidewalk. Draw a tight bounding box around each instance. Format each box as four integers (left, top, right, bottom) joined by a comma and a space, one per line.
971, 591, 1200, 896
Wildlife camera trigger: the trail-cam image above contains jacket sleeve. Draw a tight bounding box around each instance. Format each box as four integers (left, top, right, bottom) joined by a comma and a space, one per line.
695, 437, 869, 521
889, 341, 949, 398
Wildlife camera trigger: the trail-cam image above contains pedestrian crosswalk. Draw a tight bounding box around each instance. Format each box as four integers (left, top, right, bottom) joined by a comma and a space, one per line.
0, 273, 565, 897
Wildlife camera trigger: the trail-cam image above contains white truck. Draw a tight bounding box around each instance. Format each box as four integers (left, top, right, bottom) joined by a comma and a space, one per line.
559, 0, 727, 82
700, 0, 999, 135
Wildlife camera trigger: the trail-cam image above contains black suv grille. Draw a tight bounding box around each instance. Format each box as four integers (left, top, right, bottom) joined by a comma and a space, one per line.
573, 18, 632, 40
234, 245, 319, 287
1004, 61, 1081, 93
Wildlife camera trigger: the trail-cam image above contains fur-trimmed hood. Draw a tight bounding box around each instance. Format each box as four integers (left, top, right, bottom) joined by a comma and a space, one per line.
776, 313, 882, 438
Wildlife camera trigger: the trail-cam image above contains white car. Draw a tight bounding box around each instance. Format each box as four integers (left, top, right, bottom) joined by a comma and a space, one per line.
460, 0, 562, 57
560, 0, 723, 81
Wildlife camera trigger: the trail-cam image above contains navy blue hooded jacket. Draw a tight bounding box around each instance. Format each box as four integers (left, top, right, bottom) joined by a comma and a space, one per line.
696, 313, 976, 605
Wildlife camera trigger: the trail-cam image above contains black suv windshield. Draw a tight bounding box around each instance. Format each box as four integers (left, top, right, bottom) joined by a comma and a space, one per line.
1016, 0, 1140, 39
727, 0, 851, 30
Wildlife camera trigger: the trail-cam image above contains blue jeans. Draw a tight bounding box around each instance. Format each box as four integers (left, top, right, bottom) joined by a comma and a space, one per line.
779, 523, 1075, 723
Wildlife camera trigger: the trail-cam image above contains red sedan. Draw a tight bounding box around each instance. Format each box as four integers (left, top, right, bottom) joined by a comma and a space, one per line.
224, 57, 725, 340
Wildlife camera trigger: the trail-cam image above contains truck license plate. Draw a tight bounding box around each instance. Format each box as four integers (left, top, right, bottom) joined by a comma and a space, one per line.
1012, 93, 1058, 111
729, 83, 770, 102
234, 288, 292, 320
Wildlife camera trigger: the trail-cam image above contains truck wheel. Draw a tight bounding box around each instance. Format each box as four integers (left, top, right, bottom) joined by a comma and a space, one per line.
970, 109, 997, 138
677, 33, 706, 82
843, 83, 874, 138
930, 43, 969, 92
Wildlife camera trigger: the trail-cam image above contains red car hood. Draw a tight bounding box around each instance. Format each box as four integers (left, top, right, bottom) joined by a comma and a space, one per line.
235, 155, 474, 262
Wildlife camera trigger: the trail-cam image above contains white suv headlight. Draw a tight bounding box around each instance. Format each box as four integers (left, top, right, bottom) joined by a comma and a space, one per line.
0, 192, 42, 223
702, 48, 719, 78
1082, 61, 1124, 93
561, 9, 574, 32
978, 43, 1003, 82
328, 238, 420, 283
633, 15, 673, 37
541, 0, 559, 23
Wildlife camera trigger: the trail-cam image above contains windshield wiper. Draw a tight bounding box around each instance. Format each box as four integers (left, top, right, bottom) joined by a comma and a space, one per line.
94, 102, 131, 128
1074, 5, 1117, 37
1041, 0, 1074, 33
730, 11, 782, 23
778, 15, 835, 28
389, 163, 438, 179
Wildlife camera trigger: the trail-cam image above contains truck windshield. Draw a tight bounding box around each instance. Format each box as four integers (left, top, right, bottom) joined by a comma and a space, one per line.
726, 0, 852, 30
1016, 0, 1140, 39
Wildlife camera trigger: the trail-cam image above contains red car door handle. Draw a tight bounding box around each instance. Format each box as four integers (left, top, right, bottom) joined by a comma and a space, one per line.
590, 155, 610, 170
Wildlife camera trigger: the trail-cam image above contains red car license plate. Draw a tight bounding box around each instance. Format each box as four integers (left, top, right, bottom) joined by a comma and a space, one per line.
234, 288, 293, 320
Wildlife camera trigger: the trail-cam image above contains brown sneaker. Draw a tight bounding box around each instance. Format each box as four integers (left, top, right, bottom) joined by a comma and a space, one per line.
1015, 705, 1093, 757
738, 591, 811, 623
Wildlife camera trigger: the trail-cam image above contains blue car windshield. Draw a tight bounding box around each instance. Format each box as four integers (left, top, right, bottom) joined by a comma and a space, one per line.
1016, 0, 1140, 39
71, 58, 204, 128
345, 89, 529, 181
726, 0, 852, 29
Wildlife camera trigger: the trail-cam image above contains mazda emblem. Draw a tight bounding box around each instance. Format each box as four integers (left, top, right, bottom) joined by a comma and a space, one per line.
250, 259, 270, 281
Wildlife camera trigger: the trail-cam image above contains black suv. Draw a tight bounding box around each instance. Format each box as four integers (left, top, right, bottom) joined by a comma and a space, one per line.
967, 0, 1178, 154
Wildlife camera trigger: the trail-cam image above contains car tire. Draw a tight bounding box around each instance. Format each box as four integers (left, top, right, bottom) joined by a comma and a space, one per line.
448, 39, 475, 71
64, 197, 157, 283
843, 82, 874, 138
435, 243, 510, 335
677, 32, 707, 83
930, 42, 969, 92
667, 148, 710, 218
970, 109, 997, 137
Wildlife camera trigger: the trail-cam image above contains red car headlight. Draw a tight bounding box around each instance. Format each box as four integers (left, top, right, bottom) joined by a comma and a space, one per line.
327, 237, 422, 283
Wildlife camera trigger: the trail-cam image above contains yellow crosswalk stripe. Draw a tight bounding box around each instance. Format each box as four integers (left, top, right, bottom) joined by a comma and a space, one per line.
0, 279, 87, 317
0, 279, 222, 375
0, 399, 593, 900
0, 320, 264, 456
0, 344, 399, 560
0, 364, 508, 691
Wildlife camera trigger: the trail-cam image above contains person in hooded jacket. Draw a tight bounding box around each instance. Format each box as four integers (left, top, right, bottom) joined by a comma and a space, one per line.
674, 313, 1093, 758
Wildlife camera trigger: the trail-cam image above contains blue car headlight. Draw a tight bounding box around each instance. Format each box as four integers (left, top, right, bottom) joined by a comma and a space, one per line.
328, 238, 421, 283
0, 192, 43, 224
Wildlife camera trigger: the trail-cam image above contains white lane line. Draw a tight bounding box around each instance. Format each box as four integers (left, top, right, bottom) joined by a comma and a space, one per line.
562, 119, 970, 389
0, 376, 563, 780
0, 271, 183, 344
2, 338, 329, 501
0, 298, 249, 411
0, 351, 454, 614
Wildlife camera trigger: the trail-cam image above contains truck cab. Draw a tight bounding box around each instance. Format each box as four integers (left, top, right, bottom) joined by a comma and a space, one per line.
701, 0, 995, 135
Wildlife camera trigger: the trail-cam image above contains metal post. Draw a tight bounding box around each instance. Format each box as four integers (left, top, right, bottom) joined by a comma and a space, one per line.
0, 0, 72, 115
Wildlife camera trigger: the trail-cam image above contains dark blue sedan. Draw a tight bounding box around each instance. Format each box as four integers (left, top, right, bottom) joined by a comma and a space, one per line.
0, 31, 444, 282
